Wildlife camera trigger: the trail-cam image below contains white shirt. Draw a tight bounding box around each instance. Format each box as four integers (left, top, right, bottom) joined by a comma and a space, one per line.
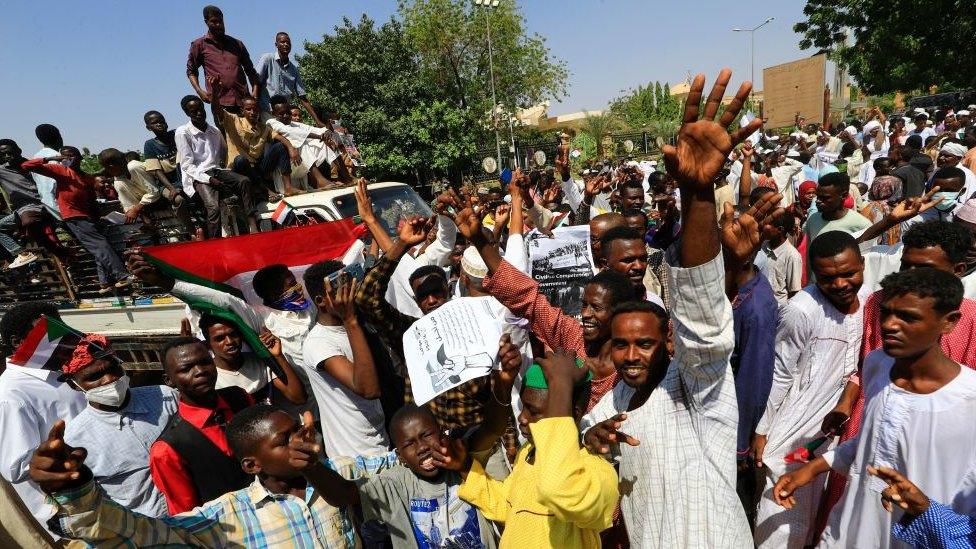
113, 160, 160, 211
771, 159, 805, 206
581, 253, 752, 548
753, 285, 867, 548
32, 147, 60, 215
758, 240, 803, 307
174, 121, 225, 196
0, 363, 87, 535
821, 352, 976, 549
861, 244, 976, 300
301, 323, 389, 459
215, 355, 274, 396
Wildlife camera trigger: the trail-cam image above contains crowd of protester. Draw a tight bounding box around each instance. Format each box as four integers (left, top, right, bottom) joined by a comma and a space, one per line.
0, 5, 361, 293
3, 5, 976, 549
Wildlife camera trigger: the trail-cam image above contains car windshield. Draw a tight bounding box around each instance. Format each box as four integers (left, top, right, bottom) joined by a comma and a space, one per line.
331, 185, 432, 236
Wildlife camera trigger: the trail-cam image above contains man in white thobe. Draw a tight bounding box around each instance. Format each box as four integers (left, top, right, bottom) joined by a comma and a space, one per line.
265, 97, 339, 189
773, 268, 976, 549
753, 231, 868, 548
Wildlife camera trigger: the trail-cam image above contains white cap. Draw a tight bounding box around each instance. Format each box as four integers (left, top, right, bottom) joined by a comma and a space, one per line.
461, 246, 488, 279
956, 198, 976, 224
959, 110, 971, 116
969, 104, 976, 111
913, 107, 928, 115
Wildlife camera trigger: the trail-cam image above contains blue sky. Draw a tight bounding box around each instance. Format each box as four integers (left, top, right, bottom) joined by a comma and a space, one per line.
0, 0, 809, 153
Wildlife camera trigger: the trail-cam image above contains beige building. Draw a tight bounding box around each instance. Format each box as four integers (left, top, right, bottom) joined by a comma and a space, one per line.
516, 101, 606, 133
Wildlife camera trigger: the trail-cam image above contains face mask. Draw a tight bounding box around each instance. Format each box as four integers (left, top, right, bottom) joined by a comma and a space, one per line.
83, 375, 130, 407
933, 191, 960, 212
270, 285, 311, 311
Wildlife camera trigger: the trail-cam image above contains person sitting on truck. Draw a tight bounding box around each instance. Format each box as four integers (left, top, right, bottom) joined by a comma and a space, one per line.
266, 94, 338, 190
21, 147, 133, 293
197, 313, 306, 406
0, 138, 71, 268
60, 333, 178, 518
97, 148, 167, 224
148, 336, 255, 515
174, 93, 258, 239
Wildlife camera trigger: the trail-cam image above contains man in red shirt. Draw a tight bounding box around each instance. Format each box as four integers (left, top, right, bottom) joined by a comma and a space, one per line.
21, 147, 130, 293
186, 5, 259, 136
149, 336, 253, 515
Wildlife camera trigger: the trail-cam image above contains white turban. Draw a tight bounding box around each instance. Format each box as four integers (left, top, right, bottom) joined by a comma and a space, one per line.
863, 120, 882, 134
844, 126, 857, 136
941, 142, 969, 158
958, 110, 971, 116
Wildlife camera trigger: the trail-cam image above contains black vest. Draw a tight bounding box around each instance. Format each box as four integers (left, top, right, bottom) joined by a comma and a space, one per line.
157, 387, 253, 505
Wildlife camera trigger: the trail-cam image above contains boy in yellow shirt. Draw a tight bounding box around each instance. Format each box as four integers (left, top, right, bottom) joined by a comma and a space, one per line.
434, 349, 619, 548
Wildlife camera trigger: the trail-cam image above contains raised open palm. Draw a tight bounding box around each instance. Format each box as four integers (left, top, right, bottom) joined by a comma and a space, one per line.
720, 191, 784, 265
663, 69, 762, 190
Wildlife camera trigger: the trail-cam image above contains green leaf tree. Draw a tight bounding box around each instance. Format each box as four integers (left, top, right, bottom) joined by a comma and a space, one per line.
579, 112, 622, 159
794, 0, 976, 94
299, 15, 477, 183
399, 0, 568, 132
608, 80, 682, 132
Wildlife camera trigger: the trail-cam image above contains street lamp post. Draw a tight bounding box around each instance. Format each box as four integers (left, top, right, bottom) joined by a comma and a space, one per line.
732, 17, 774, 96
475, 0, 503, 172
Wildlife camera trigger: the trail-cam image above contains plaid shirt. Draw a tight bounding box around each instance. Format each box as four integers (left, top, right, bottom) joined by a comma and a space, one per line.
354, 255, 492, 433
51, 476, 353, 548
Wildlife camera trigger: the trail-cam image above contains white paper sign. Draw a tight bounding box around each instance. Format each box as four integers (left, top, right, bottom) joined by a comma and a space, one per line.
403, 297, 504, 405
561, 178, 584, 211
527, 224, 597, 319
741, 110, 762, 148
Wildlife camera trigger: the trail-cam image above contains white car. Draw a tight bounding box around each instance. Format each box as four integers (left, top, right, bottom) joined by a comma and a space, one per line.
257, 181, 432, 236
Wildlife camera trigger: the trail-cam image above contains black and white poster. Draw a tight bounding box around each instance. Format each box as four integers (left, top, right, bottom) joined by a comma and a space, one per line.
402, 297, 503, 405
527, 225, 597, 319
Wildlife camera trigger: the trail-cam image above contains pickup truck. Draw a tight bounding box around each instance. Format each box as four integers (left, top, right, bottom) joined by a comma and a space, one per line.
257, 181, 432, 236
10, 182, 429, 370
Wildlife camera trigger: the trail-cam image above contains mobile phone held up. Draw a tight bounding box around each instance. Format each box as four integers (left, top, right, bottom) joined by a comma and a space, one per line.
325, 262, 365, 292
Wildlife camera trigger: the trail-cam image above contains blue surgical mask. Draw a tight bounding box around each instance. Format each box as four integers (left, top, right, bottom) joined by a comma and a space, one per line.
269, 285, 311, 311
933, 191, 960, 212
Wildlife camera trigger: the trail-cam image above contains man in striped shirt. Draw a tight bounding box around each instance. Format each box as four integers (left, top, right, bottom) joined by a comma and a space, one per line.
580, 69, 767, 548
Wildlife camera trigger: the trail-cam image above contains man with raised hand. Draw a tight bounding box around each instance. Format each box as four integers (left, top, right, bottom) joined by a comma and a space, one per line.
580, 69, 764, 548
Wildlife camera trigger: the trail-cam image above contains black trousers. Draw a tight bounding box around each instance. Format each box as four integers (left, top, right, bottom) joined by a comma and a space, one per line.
231, 142, 292, 186
193, 169, 255, 239
64, 217, 127, 284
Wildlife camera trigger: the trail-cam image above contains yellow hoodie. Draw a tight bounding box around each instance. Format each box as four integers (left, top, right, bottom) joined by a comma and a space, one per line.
458, 417, 619, 548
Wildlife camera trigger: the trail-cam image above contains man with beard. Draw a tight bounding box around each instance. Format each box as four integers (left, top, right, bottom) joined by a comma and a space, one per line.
751, 231, 868, 548
579, 68, 765, 548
